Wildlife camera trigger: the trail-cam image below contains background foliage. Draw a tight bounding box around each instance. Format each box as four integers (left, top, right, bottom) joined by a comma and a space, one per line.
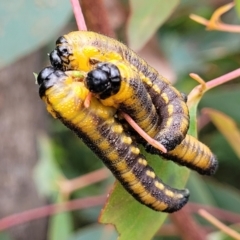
1, 0, 240, 239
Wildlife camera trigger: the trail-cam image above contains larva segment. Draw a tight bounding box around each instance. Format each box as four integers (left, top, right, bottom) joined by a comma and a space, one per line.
145, 77, 190, 150
85, 62, 162, 141
149, 134, 218, 176
119, 114, 218, 176
37, 67, 189, 212
82, 56, 217, 176
49, 31, 189, 151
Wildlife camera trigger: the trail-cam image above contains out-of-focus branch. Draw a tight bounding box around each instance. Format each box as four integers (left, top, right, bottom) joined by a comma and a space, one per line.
80, 0, 115, 37
169, 206, 207, 240
188, 68, 240, 108
190, 2, 240, 32
70, 0, 87, 30
0, 195, 106, 231
199, 209, 240, 240
58, 167, 111, 199
189, 202, 240, 224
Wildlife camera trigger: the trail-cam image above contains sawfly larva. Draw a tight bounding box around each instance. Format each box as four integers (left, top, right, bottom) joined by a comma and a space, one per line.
49, 31, 189, 151
85, 62, 218, 176
37, 66, 189, 213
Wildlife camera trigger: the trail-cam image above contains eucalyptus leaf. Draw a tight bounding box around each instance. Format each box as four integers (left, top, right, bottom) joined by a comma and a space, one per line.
127, 0, 179, 51
0, 0, 72, 68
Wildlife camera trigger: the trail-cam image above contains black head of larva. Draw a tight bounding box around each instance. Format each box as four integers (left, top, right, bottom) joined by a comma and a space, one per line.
49, 49, 63, 70
85, 63, 121, 99
37, 66, 66, 98
49, 36, 71, 70
37, 66, 54, 85
56, 36, 68, 45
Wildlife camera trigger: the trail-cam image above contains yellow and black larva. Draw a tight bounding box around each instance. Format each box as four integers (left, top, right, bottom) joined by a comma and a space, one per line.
37, 66, 189, 212
49, 31, 189, 151
135, 132, 218, 176
49, 31, 217, 175
86, 61, 164, 147
84, 61, 217, 176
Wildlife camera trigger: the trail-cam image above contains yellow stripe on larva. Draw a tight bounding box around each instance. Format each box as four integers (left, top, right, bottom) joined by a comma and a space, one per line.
164, 189, 174, 198
121, 136, 132, 145
140, 193, 158, 205
167, 104, 174, 115
130, 182, 147, 194
154, 181, 165, 190
161, 93, 169, 104
138, 158, 148, 166
120, 171, 138, 183
152, 84, 160, 94
111, 125, 123, 134
146, 170, 156, 179
130, 146, 140, 155
151, 200, 168, 210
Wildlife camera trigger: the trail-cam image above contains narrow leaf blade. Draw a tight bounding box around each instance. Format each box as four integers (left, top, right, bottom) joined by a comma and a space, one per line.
127, 0, 179, 51
204, 108, 240, 159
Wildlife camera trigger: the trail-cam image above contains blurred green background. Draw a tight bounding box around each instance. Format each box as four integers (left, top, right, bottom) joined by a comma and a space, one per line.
0, 0, 240, 239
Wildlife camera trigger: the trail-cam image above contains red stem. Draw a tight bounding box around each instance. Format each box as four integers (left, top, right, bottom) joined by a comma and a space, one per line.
189, 202, 240, 223
70, 0, 87, 30
80, 0, 115, 37
169, 206, 207, 240
206, 68, 240, 90
0, 195, 106, 231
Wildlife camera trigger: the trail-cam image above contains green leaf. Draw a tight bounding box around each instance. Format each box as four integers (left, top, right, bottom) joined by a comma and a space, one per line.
160, 31, 240, 76
127, 0, 179, 51
48, 196, 74, 240
0, 232, 13, 240
0, 0, 72, 68
187, 173, 216, 206
189, 174, 240, 213
235, 0, 240, 17
206, 181, 240, 213
199, 86, 240, 123
68, 224, 117, 240
204, 108, 240, 159
33, 134, 63, 199
34, 136, 74, 240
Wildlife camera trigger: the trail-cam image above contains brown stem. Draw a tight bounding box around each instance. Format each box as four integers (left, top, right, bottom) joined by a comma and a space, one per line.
80, 0, 115, 37
169, 206, 207, 240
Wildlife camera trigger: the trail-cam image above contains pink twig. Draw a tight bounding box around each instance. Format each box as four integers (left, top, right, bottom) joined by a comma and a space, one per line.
188, 68, 240, 104
0, 195, 106, 231
189, 202, 240, 223
70, 0, 87, 30
198, 209, 240, 240
59, 167, 111, 197
206, 68, 240, 90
